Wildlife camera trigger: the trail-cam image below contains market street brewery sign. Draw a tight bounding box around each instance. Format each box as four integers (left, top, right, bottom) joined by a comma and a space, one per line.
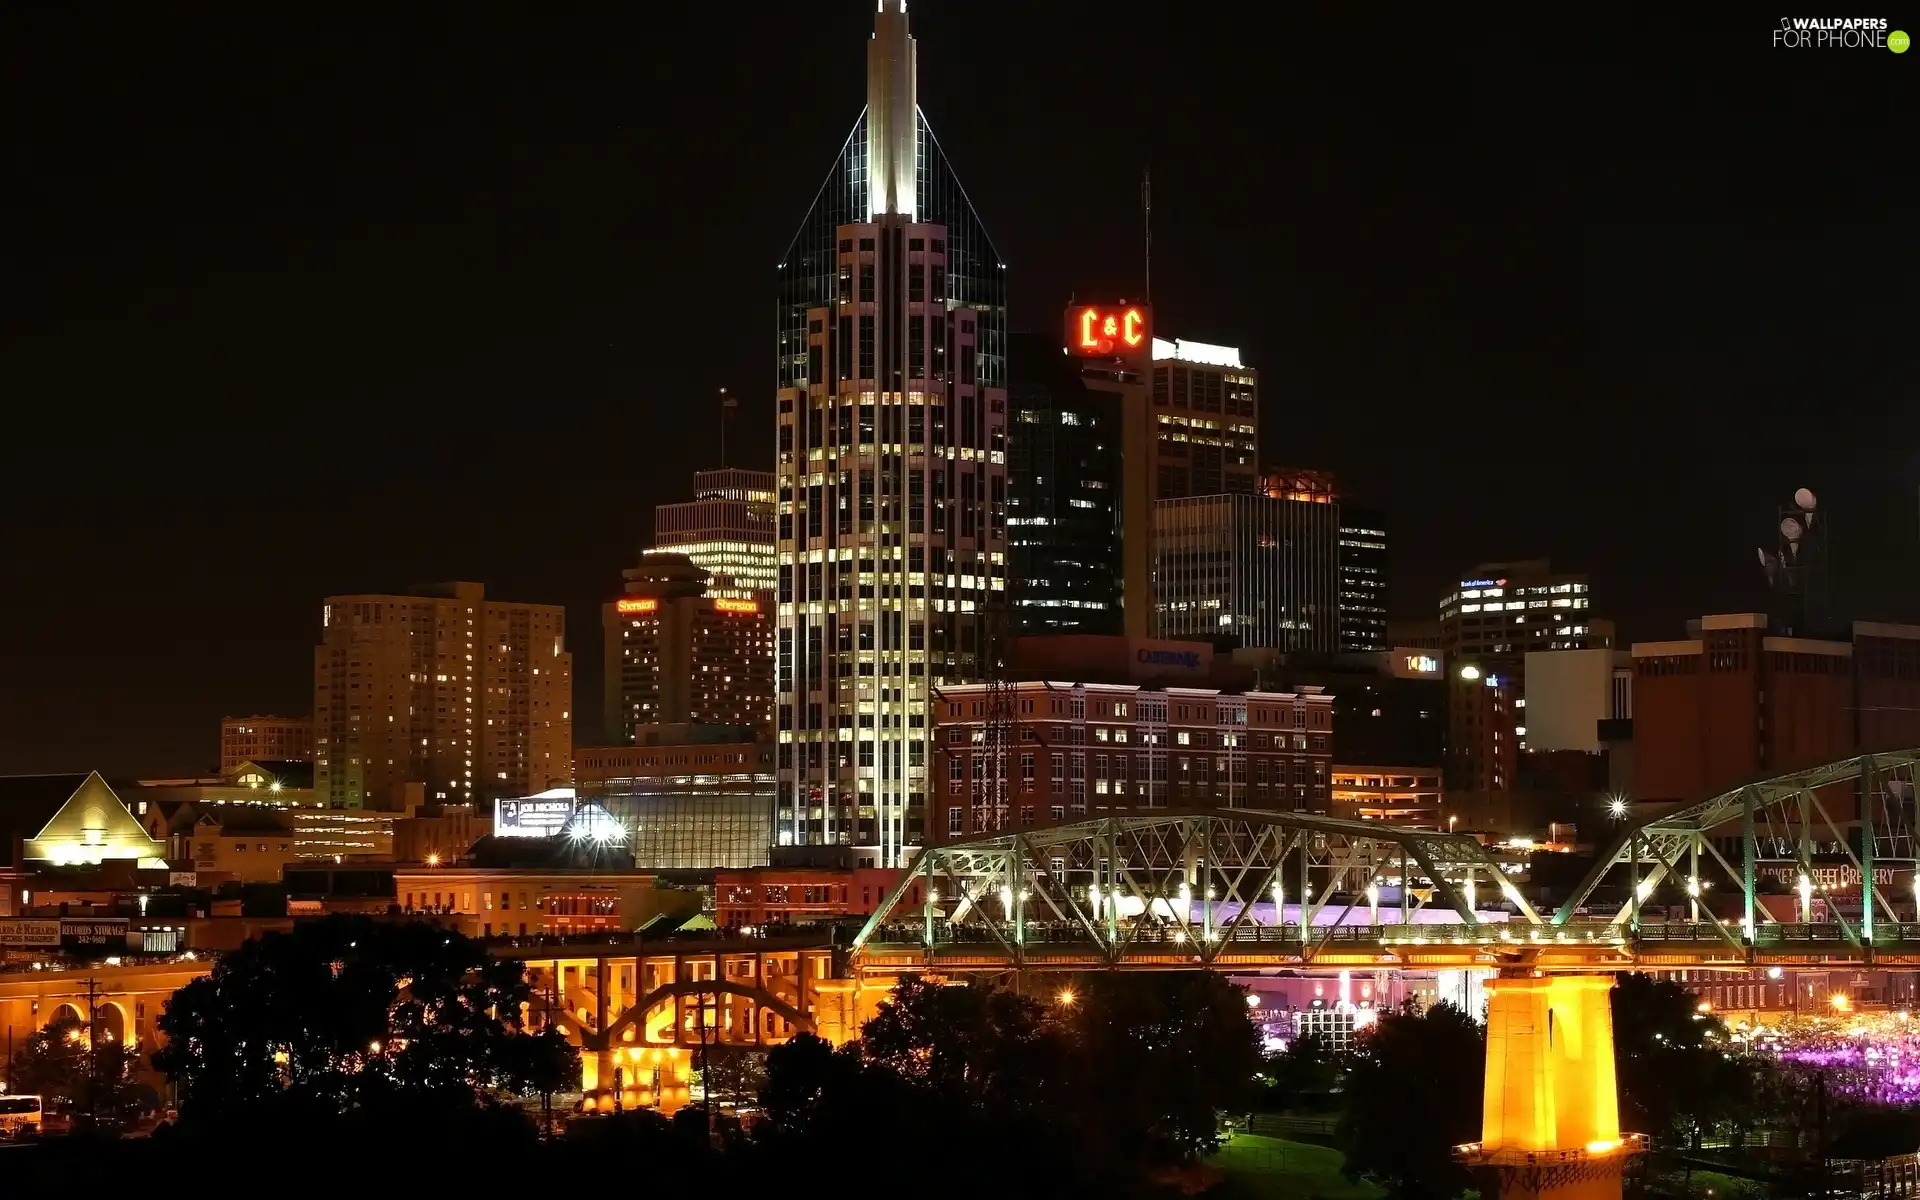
1755, 860, 1917, 917
1754, 861, 1915, 892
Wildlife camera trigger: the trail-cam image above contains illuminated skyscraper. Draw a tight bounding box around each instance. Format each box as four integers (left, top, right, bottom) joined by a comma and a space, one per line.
601, 552, 774, 742
1007, 330, 1122, 635
649, 468, 776, 601
314, 583, 571, 809
775, 1, 1007, 866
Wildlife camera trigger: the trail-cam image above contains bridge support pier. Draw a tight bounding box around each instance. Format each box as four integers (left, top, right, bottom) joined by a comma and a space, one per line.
1462, 971, 1642, 1200
812, 977, 888, 1046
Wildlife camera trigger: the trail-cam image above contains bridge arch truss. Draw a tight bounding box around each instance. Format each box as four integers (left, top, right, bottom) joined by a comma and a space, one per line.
852, 808, 1547, 968
1553, 748, 1920, 952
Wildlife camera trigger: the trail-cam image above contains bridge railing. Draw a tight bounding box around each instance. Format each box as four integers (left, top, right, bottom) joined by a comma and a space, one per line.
861, 917, 1920, 957
859, 920, 1633, 952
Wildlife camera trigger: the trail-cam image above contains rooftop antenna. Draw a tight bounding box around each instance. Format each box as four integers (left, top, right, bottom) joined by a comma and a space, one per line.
1142, 167, 1152, 303
1760, 485, 1828, 635
718, 387, 738, 467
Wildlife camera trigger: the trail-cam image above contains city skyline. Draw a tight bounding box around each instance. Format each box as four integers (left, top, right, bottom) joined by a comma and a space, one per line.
5, 4, 1915, 778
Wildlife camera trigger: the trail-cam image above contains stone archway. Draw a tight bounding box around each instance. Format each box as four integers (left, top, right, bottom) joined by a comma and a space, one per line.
602, 978, 815, 1048
94, 1001, 129, 1047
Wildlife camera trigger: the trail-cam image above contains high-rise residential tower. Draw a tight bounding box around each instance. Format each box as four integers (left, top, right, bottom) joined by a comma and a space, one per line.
774, 1, 1007, 867
314, 582, 571, 809
649, 468, 776, 601
600, 552, 774, 741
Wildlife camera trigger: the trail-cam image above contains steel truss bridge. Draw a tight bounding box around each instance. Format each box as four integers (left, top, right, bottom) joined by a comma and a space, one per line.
851, 749, 1920, 975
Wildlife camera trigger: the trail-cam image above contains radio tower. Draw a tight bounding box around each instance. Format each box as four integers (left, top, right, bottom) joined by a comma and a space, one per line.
982, 579, 1017, 831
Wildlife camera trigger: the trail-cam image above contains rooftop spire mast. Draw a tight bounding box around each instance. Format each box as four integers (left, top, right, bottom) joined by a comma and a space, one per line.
867, 0, 918, 218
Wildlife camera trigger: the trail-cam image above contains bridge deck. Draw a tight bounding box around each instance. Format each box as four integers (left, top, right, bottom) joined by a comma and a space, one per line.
855, 920, 1920, 974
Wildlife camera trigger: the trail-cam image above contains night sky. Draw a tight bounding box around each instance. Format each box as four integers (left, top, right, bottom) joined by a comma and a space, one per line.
3, 5, 1914, 777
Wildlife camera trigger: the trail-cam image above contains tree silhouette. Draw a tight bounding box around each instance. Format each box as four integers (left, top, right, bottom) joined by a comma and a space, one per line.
152, 914, 574, 1125
1339, 1001, 1485, 1199
1069, 971, 1264, 1164
1263, 1031, 1342, 1110
6, 1014, 140, 1113
1611, 971, 1753, 1146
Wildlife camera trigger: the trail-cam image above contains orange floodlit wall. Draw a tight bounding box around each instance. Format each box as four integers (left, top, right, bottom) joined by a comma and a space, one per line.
1480, 973, 1622, 1159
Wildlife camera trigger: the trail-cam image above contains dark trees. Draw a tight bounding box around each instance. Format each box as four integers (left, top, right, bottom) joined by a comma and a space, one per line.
151, 914, 574, 1126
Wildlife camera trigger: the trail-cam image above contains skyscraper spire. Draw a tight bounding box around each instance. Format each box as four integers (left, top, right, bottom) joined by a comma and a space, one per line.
866, 0, 917, 219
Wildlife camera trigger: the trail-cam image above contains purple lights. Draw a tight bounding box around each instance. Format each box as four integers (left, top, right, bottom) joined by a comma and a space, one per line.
1755, 1015, 1920, 1105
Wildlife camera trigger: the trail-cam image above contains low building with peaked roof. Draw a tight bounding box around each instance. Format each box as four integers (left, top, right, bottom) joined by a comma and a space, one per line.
18, 772, 168, 868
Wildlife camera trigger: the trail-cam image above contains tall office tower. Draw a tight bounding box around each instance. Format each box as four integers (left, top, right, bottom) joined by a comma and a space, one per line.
1007, 330, 1123, 635
1146, 337, 1259, 500
649, 468, 777, 601
219, 714, 313, 772
1152, 485, 1341, 652
601, 552, 774, 742
1439, 560, 1594, 791
314, 582, 571, 809
1337, 504, 1389, 652
773, 2, 1007, 867
1438, 560, 1596, 680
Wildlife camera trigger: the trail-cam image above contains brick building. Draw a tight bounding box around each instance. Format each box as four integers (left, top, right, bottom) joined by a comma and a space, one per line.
1632, 615, 1920, 805
930, 681, 1334, 841
714, 865, 919, 928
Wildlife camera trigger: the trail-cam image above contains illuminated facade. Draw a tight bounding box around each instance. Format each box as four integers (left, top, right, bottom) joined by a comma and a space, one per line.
601, 553, 774, 742
930, 682, 1333, 840
1146, 337, 1258, 500
1468, 972, 1637, 1195
574, 735, 776, 870
1152, 489, 1341, 652
19, 772, 168, 868
171, 807, 399, 875
1337, 505, 1389, 653
392, 866, 691, 939
1331, 765, 1442, 827
649, 468, 776, 601
219, 715, 312, 772
314, 582, 572, 809
1116, 334, 1259, 637
1007, 330, 1123, 636
1439, 561, 1596, 668
1440, 561, 1595, 792
775, 0, 1007, 866
715, 864, 917, 927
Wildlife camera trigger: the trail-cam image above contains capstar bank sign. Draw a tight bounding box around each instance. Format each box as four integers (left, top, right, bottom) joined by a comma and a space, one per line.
1127, 639, 1213, 680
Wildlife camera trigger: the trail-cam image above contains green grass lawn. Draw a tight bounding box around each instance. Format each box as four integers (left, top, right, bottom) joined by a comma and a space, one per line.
1209, 1134, 1387, 1200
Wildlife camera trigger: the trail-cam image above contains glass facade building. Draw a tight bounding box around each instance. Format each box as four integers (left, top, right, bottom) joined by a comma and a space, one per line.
773, 3, 1008, 867
1338, 505, 1389, 652
1152, 493, 1341, 652
575, 742, 776, 870
650, 468, 776, 601
1007, 331, 1123, 635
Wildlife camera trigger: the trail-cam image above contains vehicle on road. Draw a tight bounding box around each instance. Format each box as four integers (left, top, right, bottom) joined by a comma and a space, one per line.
0, 1095, 43, 1140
